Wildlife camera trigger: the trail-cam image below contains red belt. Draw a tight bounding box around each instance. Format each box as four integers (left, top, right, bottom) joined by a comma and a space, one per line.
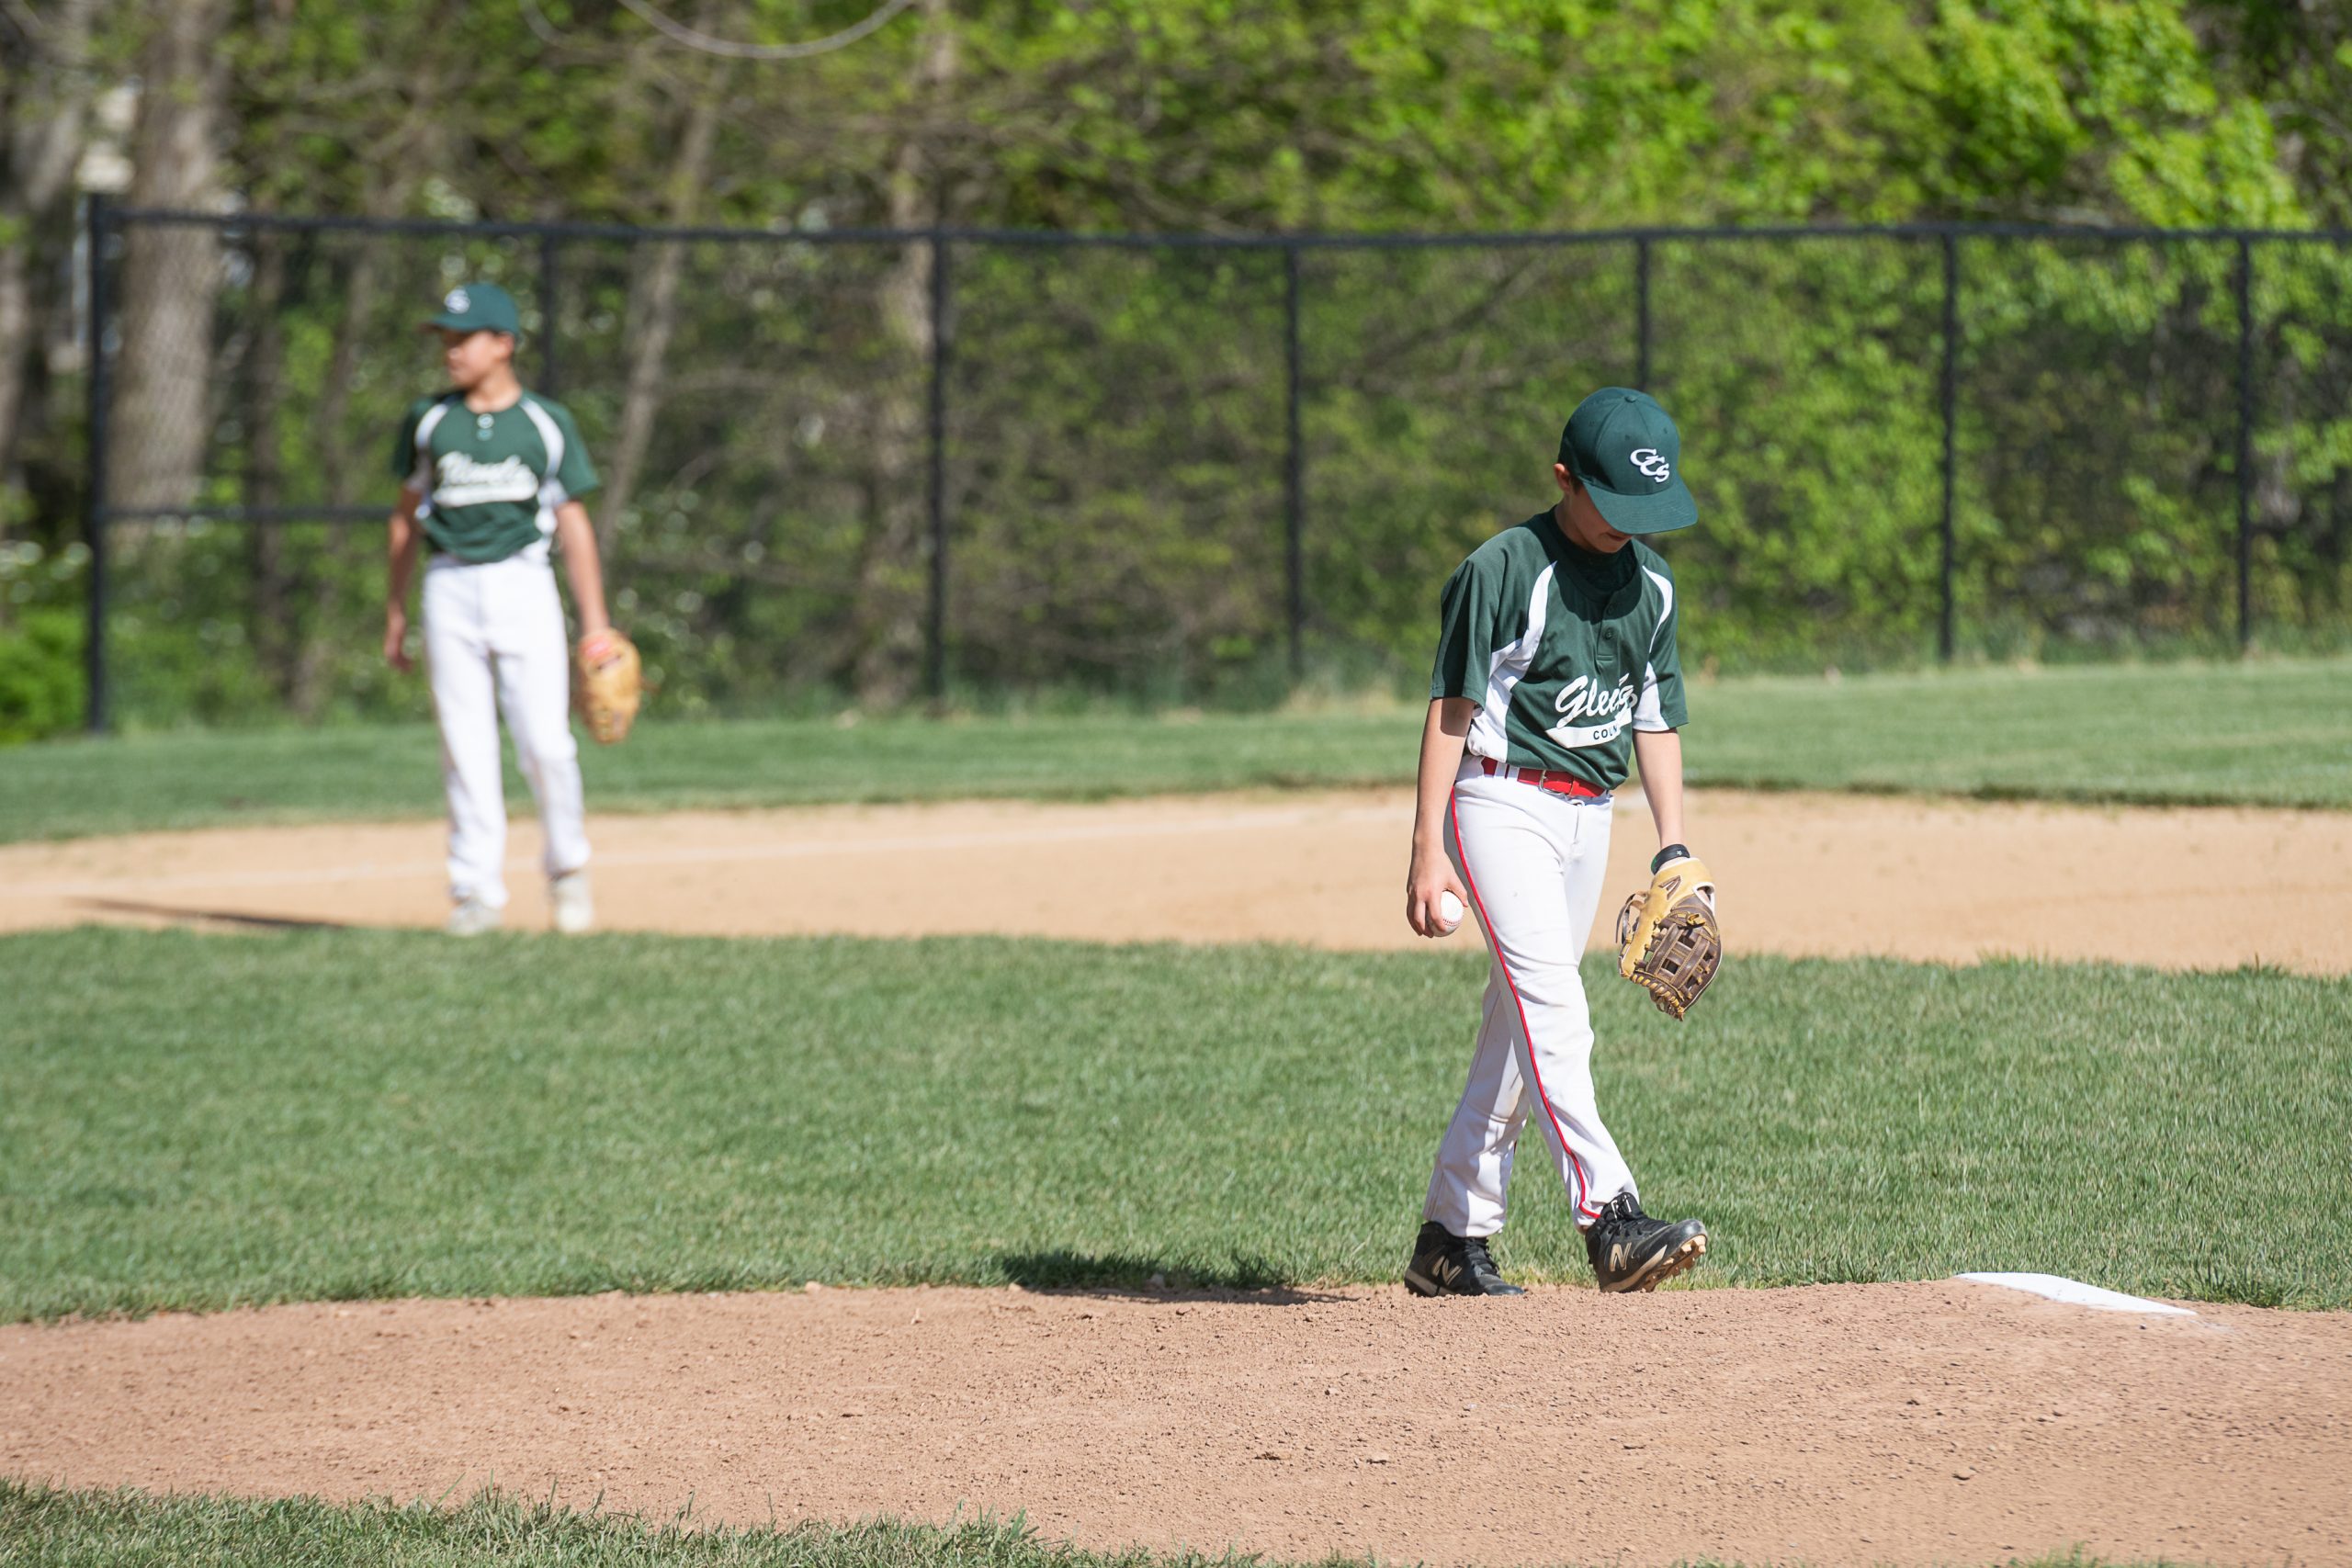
1479, 756, 1608, 798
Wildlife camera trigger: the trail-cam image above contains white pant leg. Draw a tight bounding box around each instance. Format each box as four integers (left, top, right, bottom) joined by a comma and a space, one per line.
1422, 960, 1532, 1238
483, 554, 590, 880
424, 558, 509, 908
1423, 764, 1635, 1235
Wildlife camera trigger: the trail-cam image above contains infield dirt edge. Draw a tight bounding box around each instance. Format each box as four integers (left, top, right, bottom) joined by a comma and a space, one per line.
4, 1278, 2346, 1568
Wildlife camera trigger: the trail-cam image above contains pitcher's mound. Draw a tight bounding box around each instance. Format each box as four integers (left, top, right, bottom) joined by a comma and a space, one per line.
5, 1280, 2346, 1566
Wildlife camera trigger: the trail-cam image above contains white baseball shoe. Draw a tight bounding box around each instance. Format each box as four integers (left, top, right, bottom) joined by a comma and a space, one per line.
549, 870, 594, 935
446, 895, 502, 936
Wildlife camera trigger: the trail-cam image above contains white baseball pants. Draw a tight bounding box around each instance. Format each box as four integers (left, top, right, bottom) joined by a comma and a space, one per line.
422, 549, 590, 909
1423, 757, 1637, 1238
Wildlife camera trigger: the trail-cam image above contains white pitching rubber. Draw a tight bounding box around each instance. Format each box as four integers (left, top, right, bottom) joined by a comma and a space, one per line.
1955, 1271, 2195, 1315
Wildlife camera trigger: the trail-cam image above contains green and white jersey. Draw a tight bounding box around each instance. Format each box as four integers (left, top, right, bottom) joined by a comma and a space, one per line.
393, 389, 599, 565
1429, 509, 1687, 790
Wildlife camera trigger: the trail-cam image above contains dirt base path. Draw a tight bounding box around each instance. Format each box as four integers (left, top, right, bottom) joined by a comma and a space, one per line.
1, 787, 2345, 972
4, 1281, 2346, 1567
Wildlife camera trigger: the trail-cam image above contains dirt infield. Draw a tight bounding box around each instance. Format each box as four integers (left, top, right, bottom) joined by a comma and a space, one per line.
7, 789, 2348, 1562
5, 1280, 2347, 1567
2, 785, 2347, 971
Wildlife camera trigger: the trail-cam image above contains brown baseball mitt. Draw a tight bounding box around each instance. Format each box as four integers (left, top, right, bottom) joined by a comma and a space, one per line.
573, 630, 642, 745
1615, 854, 1721, 1021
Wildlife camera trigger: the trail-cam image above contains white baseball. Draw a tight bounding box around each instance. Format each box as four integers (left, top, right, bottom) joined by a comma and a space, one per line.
1436, 890, 1464, 934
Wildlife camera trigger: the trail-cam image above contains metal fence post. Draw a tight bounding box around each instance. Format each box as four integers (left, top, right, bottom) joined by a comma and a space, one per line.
925, 231, 952, 701
2234, 234, 2254, 652
1634, 236, 1653, 389
1938, 231, 1959, 664
1283, 243, 1305, 680
84, 193, 113, 734
539, 231, 561, 396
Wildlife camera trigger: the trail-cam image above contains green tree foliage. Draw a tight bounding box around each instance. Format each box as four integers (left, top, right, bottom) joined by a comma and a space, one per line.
13, 1, 2352, 729
2193, 0, 2352, 230
0, 608, 81, 742
202, 0, 2321, 235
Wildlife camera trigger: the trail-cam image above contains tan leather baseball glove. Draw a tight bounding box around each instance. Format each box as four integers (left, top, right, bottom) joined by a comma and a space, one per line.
572, 630, 642, 745
1615, 854, 1721, 1020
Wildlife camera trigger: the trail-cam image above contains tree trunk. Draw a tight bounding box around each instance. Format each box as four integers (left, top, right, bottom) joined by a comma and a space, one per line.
600, 73, 726, 556
0, 238, 33, 631
851, 0, 955, 706
0, 0, 99, 625
107, 0, 231, 512
242, 232, 297, 701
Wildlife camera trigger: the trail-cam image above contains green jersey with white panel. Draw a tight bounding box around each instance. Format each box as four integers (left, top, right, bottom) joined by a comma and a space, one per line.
393, 389, 599, 565
1429, 508, 1686, 791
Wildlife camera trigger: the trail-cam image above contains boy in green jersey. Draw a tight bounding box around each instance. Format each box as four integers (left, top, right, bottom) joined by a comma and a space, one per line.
1401, 388, 1713, 1296
384, 282, 624, 935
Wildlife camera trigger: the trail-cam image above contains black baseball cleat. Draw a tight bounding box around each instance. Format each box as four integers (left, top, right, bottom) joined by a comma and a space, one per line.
1584, 1192, 1707, 1293
1404, 1220, 1525, 1297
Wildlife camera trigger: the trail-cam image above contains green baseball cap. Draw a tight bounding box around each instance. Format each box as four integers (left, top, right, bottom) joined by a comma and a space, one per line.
1557, 387, 1697, 535
423, 281, 521, 336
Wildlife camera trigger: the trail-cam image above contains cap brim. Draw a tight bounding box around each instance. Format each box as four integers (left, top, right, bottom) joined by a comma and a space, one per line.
1585, 475, 1697, 535
422, 313, 515, 333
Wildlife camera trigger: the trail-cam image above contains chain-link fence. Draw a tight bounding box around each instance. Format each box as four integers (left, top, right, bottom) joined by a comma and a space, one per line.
81, 204, 2352, 728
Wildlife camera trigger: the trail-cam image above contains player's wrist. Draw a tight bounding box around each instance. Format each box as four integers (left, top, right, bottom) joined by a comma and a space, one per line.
1650, 842, 1691, 874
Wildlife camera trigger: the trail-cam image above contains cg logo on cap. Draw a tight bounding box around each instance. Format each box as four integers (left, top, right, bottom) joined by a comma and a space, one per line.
444, 288, 470, 313
1630, 447, 1671, 482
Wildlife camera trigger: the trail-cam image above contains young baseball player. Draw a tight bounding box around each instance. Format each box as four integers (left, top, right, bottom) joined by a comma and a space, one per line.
383, 281, 619, 936
1401, 387, 1712, 1295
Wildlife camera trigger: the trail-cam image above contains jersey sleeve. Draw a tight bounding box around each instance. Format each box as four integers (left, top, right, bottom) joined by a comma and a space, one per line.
1428, 551, 1506, 703
548, 401, 600, 500
1633, 571, 1689, 731
391, 398, 433, 491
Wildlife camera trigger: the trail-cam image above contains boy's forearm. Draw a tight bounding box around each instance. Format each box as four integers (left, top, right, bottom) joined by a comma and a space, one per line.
554, 503, 611, 636
385, 504, 419, 609
561, 548, 611, 637
1634, 727, 1686, 853
1414, 698, 1476, 846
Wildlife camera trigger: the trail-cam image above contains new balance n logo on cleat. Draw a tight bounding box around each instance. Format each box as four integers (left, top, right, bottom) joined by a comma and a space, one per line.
1404, 1221, 1524, 1298
1585, 1193, 1708, 1293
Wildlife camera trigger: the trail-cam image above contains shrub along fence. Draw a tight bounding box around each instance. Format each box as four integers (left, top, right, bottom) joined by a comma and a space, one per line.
81, 202, 2352, 728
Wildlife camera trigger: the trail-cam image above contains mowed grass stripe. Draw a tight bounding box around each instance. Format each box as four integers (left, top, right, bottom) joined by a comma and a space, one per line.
1689, 658, 2352, 808
3, 657, 2347, 843
0, 1483, 2158, 1568
3, 928, 2344, 1320
0, 710, 1416, 844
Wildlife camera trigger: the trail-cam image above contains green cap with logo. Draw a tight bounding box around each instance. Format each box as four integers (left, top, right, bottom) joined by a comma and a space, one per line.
1557, 387, 1697, 535
423, 281, 521, 336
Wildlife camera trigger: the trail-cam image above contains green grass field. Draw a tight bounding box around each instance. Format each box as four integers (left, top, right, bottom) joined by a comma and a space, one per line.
2, 658, 2346, 843
4, 926, 2344, 1321
0, 1483, 2145, 1568
1690, 657, 2351, 807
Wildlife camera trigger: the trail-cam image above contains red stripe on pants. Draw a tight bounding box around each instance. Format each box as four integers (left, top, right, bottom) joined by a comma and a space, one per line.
1447, 785, 1600, 1221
